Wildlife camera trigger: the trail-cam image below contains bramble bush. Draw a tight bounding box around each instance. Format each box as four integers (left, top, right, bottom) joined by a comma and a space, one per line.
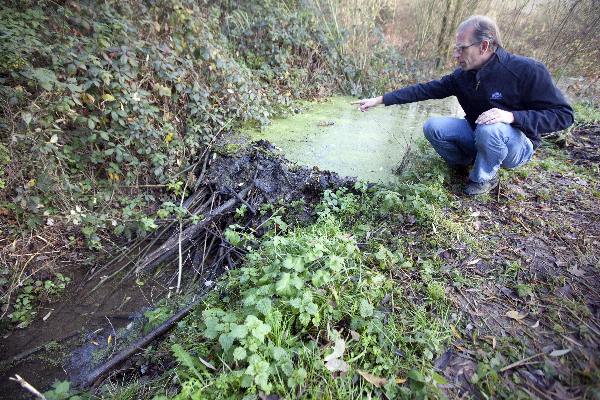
0, 0, 410, 247
1, 0, 410, 325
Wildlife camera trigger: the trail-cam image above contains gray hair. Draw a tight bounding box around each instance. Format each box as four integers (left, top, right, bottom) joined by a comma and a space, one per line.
458, 15, 502, 50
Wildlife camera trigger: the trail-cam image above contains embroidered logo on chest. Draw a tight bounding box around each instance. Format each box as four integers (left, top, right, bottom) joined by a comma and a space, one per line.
490, 91, 503, 100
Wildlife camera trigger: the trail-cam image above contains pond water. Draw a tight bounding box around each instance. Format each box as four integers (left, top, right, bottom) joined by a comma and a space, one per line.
245, 96, 464, 183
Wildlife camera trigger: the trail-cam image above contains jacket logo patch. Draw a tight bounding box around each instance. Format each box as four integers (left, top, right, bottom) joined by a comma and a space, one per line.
490, 91, 503, 100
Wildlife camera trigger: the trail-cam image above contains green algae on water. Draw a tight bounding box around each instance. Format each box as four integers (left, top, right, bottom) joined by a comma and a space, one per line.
244, 96, 463, 182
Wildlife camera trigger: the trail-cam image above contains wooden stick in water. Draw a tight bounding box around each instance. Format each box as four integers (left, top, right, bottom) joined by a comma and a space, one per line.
9, 375, 46, 400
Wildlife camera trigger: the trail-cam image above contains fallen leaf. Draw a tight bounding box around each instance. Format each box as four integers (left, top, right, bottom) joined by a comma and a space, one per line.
396, 377, 407, 384
549, 348, 571, 357
324, 337, 346, 362
530, 320, 540, 328
505, 310, 527, 321
349, 330, 360, 341
358, 370, 388, 387
198, 355, 216, 370
567, 265, 585, 277
325, 358, 349, 373
107, 335, 112, 345
22, 112, 33, 125
450, 324, 462, 339
467, 258, 481, 265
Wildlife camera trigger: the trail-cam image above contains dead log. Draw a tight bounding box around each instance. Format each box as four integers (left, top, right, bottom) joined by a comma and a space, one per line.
80, 296, 203, 389
135, 185, 252, 273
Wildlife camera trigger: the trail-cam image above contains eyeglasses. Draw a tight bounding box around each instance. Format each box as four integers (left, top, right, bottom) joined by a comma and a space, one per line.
453, 41, 481, 53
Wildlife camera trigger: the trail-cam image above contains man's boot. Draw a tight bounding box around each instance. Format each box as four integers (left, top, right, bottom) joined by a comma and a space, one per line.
463, 176, 499, 196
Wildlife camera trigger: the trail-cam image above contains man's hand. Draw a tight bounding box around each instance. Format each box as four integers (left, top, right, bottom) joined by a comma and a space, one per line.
476, 108, 514, 125
354, 96, 383, 112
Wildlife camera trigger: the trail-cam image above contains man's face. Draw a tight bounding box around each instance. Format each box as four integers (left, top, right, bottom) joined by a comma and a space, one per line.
454, 27, 487, 71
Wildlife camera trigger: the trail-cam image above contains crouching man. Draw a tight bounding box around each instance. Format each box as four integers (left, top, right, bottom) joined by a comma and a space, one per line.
357, 15, 573, 195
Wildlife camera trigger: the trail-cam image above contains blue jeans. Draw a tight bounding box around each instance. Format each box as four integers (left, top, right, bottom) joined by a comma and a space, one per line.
423, 117, 534, 183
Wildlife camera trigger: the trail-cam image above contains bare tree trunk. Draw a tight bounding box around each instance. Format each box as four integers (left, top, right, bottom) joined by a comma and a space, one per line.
503, 0, 533, 46
445, 0, 464, 60
543, 0, 582, 63
435, 0, 454, 69
414, 0, 437, 60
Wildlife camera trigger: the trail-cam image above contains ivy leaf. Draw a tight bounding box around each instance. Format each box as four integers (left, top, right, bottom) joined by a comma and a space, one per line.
155, 84, 171, 97
32, 68, 58, 91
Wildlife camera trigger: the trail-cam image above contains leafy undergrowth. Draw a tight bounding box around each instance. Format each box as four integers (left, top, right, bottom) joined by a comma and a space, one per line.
1, 0, 408, 330
51, 120, 598, 400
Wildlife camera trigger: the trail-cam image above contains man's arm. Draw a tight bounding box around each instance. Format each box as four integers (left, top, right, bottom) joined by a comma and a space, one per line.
357, 74, 456, 112
511, 63, 574, 137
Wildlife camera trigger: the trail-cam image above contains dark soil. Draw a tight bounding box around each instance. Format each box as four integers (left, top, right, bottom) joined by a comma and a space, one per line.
207, 140, 355, 204
439, 124, 600, 398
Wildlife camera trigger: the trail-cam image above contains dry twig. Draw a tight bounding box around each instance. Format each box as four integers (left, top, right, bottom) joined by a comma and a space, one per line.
9, 374, 46, 400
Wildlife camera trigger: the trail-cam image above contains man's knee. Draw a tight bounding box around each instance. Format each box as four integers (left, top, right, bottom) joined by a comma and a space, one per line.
475, 123, 507, 148
423, 117, 447, 142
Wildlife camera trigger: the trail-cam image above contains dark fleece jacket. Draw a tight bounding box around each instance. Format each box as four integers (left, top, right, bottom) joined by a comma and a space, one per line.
382, 47, 574, 148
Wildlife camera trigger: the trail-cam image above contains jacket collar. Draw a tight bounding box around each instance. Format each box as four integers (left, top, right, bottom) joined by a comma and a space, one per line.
495, 46, 509, 62
475, 47, 505, 80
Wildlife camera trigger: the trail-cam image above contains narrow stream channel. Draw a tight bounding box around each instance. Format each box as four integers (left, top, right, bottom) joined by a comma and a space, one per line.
245, 96, 464, 182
